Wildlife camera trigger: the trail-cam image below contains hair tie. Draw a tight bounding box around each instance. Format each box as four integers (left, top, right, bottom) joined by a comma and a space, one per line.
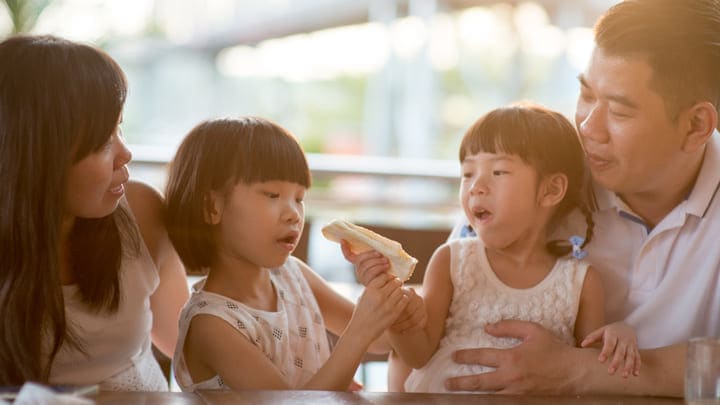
569, 235, 587, 259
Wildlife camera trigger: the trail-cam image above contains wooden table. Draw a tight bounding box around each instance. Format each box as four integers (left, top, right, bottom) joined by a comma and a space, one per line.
92, 390, 685, 404
93, 390, 687, 405
94, 391, 203, 404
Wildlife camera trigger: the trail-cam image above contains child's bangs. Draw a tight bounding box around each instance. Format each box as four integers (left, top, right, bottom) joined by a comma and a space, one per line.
459, 110, 533, 163
234, 123, 311, 188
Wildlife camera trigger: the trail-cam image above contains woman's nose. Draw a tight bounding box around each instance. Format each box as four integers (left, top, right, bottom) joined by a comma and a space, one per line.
114, 132, 132, 168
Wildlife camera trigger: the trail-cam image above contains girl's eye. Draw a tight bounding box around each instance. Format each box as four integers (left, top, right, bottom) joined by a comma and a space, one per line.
296, 198, 304, 204
493, 170, 508, 176
265, 192, 279, 199
462, 172, 472, 178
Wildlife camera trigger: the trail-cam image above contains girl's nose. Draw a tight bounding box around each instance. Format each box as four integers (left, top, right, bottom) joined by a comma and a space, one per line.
470, 176, 488, 195
283, 203, 302, 224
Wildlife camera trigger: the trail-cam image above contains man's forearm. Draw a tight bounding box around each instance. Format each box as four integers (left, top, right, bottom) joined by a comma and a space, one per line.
570, 343, 686, 397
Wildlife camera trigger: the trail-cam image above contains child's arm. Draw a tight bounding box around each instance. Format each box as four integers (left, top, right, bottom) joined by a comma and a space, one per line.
183, 314, 295, 390
299, 262, 403, 354
574, 265, 605, 343
387, 244, 454, 369
574, 265, 641, 378
302, 264, 410, 389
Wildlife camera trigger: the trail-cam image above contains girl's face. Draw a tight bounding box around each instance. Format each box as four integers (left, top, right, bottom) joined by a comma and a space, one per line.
65, 124, 131, 220
210, 180, 306, 270
460, 151, 547, 250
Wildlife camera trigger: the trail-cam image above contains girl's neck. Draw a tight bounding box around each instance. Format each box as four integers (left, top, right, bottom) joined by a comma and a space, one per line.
204, 256, 277, 312
483, 230, 556, 289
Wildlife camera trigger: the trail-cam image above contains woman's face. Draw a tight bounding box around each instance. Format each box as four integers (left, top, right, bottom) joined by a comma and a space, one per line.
65, 123, 132, 219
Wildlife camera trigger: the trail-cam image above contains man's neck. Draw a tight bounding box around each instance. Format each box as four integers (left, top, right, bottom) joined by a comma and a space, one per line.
619, 149, 705, 229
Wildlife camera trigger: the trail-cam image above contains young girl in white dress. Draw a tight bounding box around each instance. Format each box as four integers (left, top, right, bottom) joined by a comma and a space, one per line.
165, 117, 417, 391
344, 103, 641, 392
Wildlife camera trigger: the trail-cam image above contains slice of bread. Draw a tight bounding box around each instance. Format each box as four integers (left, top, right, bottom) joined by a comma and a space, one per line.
321, 219, 417, 282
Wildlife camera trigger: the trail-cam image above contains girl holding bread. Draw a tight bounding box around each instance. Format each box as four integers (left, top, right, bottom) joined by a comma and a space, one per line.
165, 117, 422, 391
343, 103, 641, 392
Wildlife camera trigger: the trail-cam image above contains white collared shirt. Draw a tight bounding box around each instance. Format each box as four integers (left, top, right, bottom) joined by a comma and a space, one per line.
583, 132, 720, 348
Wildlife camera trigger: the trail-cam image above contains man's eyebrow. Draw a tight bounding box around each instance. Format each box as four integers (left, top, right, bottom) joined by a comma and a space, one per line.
577, 74, 639, 109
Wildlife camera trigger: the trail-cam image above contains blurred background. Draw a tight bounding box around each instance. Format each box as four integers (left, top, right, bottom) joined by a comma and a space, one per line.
0, 0, 618, 276
1, 0, 619, 390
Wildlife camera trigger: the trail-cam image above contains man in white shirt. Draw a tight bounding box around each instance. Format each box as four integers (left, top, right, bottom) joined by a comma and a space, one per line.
445, 0, 720, 396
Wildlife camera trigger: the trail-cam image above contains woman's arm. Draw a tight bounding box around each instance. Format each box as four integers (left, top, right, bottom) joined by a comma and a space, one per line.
389, 244, 453, 368
125, 180, 189, 357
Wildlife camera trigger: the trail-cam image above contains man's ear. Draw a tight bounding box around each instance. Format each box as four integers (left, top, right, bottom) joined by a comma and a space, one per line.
538, 173, 568, 208
681, 101, 717, 153
204, 191, 223, 225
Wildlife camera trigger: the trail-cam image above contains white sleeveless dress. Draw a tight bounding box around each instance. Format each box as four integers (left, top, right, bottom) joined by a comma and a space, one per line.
405, 238, 589, 392
174, 256, 331, 392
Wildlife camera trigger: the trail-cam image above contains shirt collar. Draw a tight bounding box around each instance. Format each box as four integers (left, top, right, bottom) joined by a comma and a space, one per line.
593, 130, 720, 220
685, 130, 720, 218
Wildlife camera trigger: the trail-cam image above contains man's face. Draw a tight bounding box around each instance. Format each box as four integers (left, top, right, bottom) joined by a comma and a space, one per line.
575, 47, 687, 199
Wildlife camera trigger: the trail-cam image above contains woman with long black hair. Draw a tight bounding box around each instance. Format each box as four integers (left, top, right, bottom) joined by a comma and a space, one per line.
0, 35, 188, 390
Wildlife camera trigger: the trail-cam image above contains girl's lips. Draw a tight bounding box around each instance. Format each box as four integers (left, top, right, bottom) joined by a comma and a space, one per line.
277, 231, 300, 251
472, 208, 493, 224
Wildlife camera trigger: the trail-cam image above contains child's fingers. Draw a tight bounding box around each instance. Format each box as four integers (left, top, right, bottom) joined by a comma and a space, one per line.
405, 287, 419, 300
580, 327, 605, 348
359, 257, 390, 280
598, 335, 617, 363
378, 277, 403, 296
634, 347, 642, 376
387, 282, 406, 305
620, 346, 638, 378
383, 293, 409, 325
366, 272, 394, 289
340, 240, 358, 262
607, 342, 627, 375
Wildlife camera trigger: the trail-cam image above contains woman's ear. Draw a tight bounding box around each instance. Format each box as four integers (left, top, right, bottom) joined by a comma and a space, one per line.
203, 191, 223, 225
681, 101, 717, 153
538, 173, 568, 208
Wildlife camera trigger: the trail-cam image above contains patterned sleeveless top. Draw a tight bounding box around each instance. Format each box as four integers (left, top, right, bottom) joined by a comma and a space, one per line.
174, 257, 331, 391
